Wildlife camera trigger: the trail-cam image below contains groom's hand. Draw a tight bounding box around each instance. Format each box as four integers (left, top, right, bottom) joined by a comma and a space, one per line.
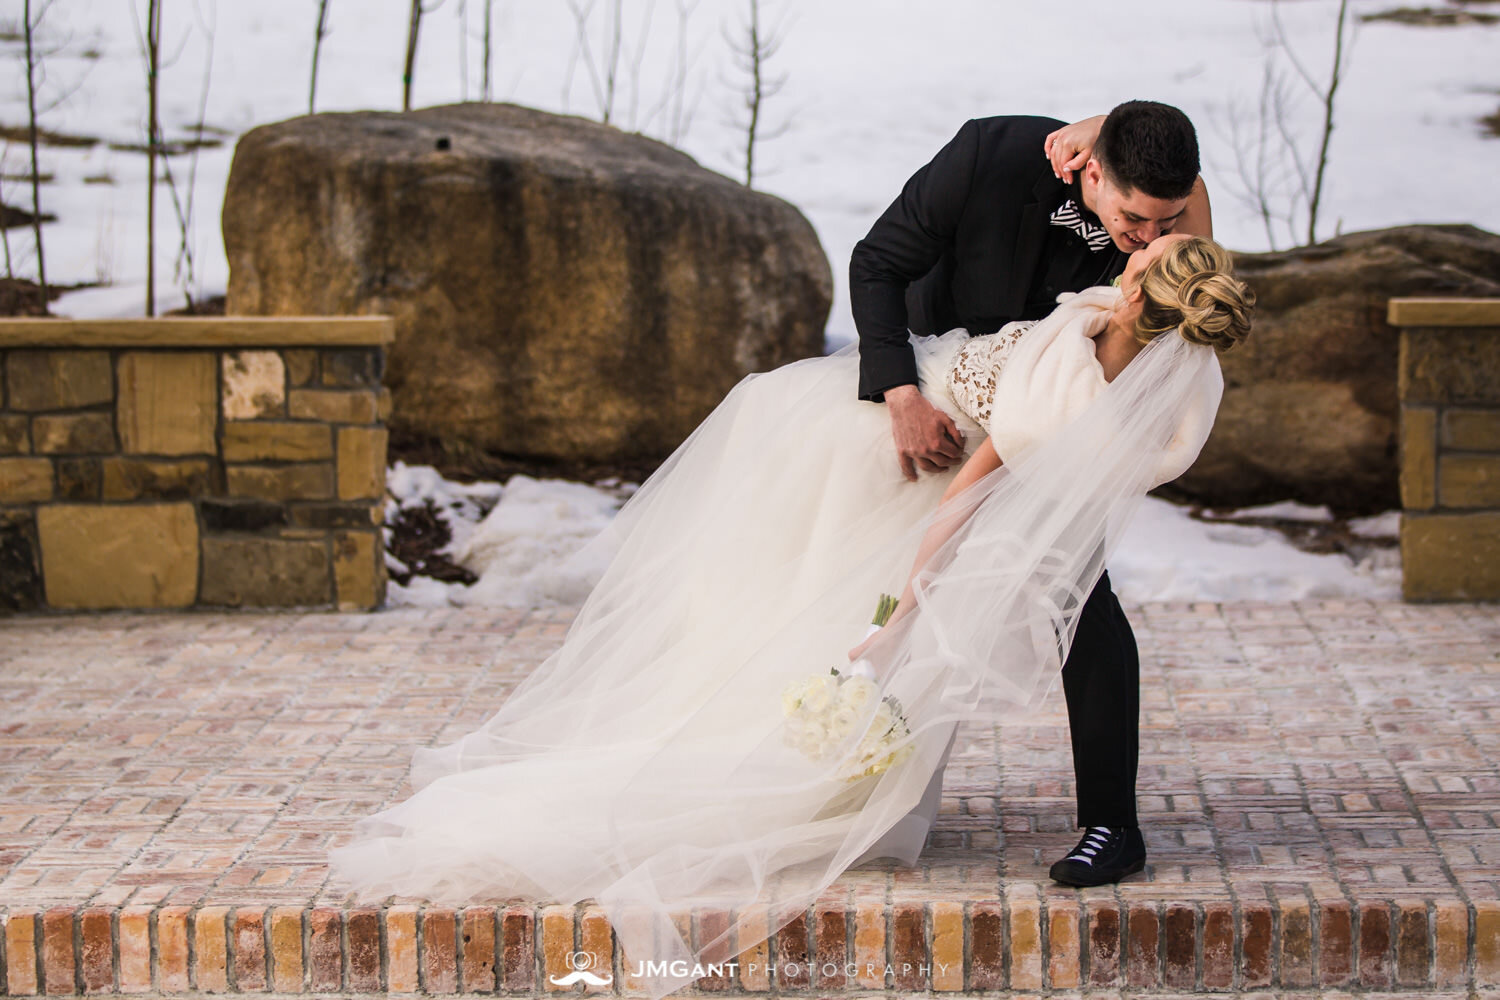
885, 384, 965, 482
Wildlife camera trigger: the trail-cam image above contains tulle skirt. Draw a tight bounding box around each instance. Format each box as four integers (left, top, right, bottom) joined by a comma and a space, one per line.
326, 331, 990, 994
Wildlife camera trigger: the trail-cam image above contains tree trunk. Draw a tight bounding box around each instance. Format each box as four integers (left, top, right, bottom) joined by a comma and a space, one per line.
145, 0, 162, 316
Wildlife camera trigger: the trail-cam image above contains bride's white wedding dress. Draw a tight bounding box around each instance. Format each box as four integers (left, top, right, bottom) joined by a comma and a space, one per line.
326, 286, 1223, 1000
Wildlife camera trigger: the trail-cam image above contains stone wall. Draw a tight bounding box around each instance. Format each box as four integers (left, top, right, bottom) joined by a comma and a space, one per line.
0, 318, 392, 612
1393, 298, 1500, 601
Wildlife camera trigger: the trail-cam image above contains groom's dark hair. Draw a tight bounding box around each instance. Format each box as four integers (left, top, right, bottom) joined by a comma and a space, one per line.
1093, 100, 1199, 201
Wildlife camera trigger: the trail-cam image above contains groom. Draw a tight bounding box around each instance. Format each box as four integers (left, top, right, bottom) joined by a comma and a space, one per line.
849, 100, 1212, 886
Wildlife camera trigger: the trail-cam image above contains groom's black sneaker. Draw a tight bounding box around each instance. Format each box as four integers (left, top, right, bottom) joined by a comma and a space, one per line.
1048, 825, 1146, 887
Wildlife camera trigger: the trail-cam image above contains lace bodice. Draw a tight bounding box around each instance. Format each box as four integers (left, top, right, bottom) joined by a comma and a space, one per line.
944, 319, 1041, 428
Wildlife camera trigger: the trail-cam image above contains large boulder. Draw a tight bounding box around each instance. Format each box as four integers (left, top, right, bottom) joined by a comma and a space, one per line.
223, 103, 832, 465
1165, 224, 1500, 513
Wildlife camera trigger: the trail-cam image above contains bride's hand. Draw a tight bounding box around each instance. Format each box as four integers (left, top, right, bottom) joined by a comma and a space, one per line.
1044, 114, 1105, 183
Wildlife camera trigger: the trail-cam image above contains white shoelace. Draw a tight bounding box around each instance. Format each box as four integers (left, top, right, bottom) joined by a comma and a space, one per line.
1066, 826, 1114, 866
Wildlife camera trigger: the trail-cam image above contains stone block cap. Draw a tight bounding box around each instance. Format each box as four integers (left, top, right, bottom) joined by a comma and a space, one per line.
1388, 298, 1500, 327
0, 317, 395, 348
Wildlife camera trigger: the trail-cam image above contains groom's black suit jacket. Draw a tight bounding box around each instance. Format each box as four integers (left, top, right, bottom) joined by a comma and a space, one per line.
849, 115, 1129, 402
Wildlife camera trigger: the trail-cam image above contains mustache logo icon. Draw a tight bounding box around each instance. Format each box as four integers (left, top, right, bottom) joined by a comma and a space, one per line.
547, 969, 614, 986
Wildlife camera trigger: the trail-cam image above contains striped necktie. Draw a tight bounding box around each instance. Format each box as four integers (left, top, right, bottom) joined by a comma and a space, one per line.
1049, 199, 1113, 252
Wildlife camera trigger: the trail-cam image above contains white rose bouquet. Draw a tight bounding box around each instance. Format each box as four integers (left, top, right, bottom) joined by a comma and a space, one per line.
779, 594, 914, 783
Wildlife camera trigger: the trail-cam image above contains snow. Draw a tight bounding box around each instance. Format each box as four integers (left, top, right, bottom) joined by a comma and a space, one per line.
384, 466, 1400, 608
5, 0, 1460, 606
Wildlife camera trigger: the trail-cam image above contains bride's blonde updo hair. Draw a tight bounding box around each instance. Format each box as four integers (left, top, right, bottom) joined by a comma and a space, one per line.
1133, 236, 1255, 352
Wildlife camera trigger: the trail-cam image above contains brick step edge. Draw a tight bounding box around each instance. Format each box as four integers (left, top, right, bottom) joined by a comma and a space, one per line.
2, 896, 1497, 995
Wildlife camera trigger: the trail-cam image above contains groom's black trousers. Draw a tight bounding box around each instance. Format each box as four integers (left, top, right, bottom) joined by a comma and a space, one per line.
1058, 570, 1139, 829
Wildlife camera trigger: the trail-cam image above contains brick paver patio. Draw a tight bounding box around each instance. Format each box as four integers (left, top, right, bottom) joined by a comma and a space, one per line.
1, 601, 1498, 995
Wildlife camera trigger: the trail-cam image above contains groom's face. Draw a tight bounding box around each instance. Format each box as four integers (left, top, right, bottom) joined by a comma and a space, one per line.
1083, 159, 1190, 253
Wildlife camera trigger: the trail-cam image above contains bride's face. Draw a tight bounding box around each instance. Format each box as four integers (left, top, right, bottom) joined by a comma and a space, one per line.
1119, 232, 1193, 298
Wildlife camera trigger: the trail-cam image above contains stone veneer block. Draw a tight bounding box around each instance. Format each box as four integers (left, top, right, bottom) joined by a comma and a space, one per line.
199, 536, 331, 607
1401, 327, 1500, 405
930, 901, 964, 991
0, 457, 53, 501
284, 349, 318, 386
1402, 511, 1500, 600
5, 909, 40, 995
31, 412, 114, 455
1439, 453, 1500, 507
225, 462, 334, 500
221, 350, 286, 419
290, 388, 378, 424
1443, 407, 1500, 450
117, 352, 217, 455
1400, 406, 1437, 510
337, 426, 387, 500
5, 350, 112, 410
100, 457, 214, 501
37, 503, 198, 609
320, 348, 382, 387
0, 412, 30, 453
221, 421, 332, 462
54, 458, 102, 501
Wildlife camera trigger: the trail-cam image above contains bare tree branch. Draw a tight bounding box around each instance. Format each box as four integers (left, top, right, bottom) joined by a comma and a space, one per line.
23, 0, 49, 308
310, 0, 331, 113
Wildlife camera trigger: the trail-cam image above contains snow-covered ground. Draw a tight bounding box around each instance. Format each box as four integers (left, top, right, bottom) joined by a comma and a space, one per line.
385, 463, 1401, 609
4, 0, 1474, 605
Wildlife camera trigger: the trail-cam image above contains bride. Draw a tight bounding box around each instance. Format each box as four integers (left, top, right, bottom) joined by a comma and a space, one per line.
327, 232, 1254, 1000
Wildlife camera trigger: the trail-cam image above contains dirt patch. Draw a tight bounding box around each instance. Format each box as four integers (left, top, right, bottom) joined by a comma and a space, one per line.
0, 277, 72, 317
164, 294, 227, 316
1, 198, 56, 229
0, 123, 99, 148
385, 500, 481, 587
1189, 507, 1398, 562
388, 426, 666, 491
107, 137, 226, 156
1360, 5, 1500, 24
